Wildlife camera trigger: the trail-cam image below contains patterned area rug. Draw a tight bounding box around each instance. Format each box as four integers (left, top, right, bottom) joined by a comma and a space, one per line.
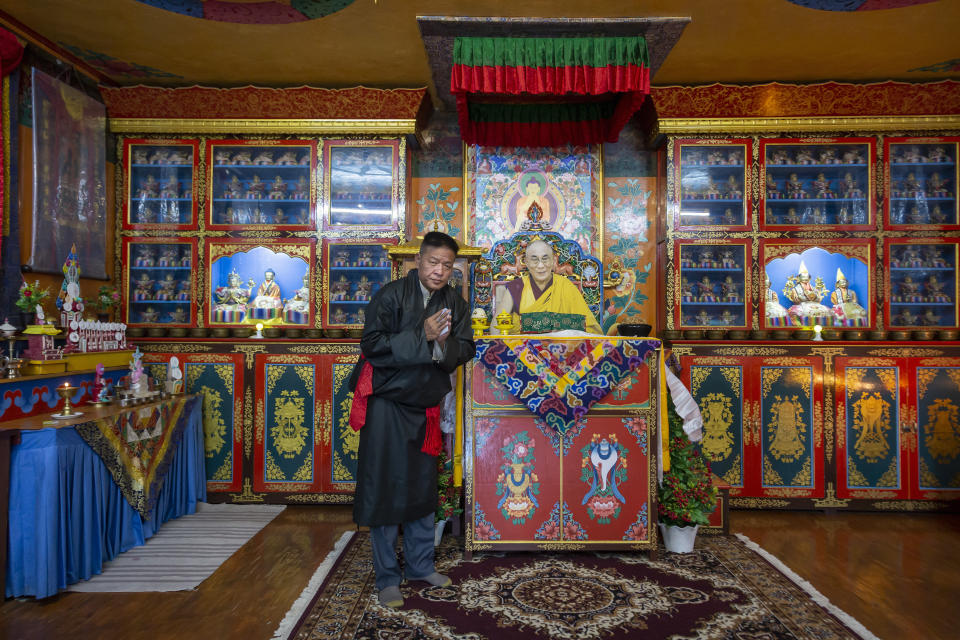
285, 532, 875, 640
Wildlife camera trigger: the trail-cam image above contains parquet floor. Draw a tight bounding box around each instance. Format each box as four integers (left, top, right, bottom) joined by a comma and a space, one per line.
1, 507, 958, 639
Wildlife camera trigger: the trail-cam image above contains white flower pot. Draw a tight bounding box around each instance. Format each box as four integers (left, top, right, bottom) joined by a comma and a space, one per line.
659, 523, 699, 553
434, 519, 448, 546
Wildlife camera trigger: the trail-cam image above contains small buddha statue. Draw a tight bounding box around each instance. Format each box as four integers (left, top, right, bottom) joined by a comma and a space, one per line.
724, 175, 742, 199
812, 173, 832, 198
697, 276, 715, 301
920, 308, 941, 326
680, 277, 695, 300
785, 173, 806, 199
810, 207, 827, 224
134, 273, 154, 299
159, 176, 179, 199
695, 310, 712, 326
722, 208, 737, 225
330, 275, 351, 301
156, 274, 177, 300
331, 307, 349, 324
138, 175, 159, 199
268, 176, 288, 199
766, 173, 780, 198
721, 275, 739, 301
720, 310, 736, 326
292, 176, 309, 200
354, 275, 374, 301
784, 207, 801, 224
901, 173, 922, 196
899, 275, 920, 300
703, 179, 721, 199
224, 176, 244, 199
925, 275, 950, 302
169, 307, 188, 324
245, 175, 266, 199
930, 205, 948, 224
839, 172, 862, 198
141, 307, 159, 323
906, 206, 925, 225
928, 146, 951, 163
795, 149, 814, 165
927, 173, 949, 197
895, 308, 919, 326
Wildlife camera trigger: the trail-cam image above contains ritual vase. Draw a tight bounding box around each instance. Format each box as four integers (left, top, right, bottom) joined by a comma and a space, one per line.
434, 519, 448, 547
658, 523, 699, 553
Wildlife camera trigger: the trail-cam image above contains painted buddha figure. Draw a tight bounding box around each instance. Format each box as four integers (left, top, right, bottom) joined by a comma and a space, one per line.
492, 238, 602, 335
764, 273, 789, 322
513, 178, 551, 233
830, 268, 867, 325
284, 273, 310, 314
784, 261, 831, 321
214, 270, 252, 309
250, 269, 283, 309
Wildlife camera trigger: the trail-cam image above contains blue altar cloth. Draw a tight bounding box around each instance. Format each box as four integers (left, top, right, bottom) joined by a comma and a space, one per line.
5, 396, 205, 598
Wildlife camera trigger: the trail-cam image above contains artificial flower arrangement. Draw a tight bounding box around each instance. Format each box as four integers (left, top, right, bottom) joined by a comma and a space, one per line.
657, 396, 719, 528
436, 448, 464, 523
15, 280, 50, 312
93, 284, 121, 314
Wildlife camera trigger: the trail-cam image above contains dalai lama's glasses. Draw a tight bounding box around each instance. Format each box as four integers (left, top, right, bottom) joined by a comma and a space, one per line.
525, 256, 554, 266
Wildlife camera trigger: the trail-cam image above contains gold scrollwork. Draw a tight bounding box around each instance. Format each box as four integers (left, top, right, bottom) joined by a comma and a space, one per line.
229, 478, 266, 503
763, 456, 786, 486
917, 368, 939, 400
235, 344, 268, 369
714, 346, 788, 356
761, 368, 784, 398
812, 483, 849, 508
244, 387, 253, 458
867, 348, 942, 357
923, 398, 960, 463
872, 500, 945, 511
284, 493, 354, 504
271, 390, 308, 459
729, 497, 790, 508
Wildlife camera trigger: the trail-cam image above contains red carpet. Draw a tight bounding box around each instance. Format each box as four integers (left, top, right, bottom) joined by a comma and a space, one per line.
286, 532, 873, 639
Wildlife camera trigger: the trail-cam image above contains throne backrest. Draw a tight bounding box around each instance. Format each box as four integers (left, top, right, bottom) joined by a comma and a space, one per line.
471, 228, 603, 324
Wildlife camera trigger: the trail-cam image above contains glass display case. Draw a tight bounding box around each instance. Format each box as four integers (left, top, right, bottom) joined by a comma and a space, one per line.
321, 139, 402, 233
886, 239, 958, 328
675, 141, 750, 230
676, 241, 750, 328
323, 240, 394, 328
761, 240, 875, 329
123, 141, 199, 229
207, 142, 315, 229
761, 139, 874, 229
206, 240, 315, 326
885, 139, 959, 228
122, 238, 197, 325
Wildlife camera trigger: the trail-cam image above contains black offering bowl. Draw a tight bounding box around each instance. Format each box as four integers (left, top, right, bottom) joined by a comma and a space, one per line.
617, 323, 652, 337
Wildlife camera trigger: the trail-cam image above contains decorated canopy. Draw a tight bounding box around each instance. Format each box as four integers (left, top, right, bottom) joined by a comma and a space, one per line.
451, 36, 651, 147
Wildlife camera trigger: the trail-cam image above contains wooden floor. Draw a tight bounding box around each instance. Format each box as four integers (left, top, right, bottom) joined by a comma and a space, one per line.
2, 507, 959, 640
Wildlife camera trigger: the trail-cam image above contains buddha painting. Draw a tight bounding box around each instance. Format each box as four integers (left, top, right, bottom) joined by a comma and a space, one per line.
512, 175, 551, 234
492, 238, 602, 334
830, 268, 867, 326
783, 261, 831, 323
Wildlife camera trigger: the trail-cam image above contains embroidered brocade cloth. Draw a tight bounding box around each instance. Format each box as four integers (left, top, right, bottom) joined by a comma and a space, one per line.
73, 395, 198, 519
519, 311, 586, 333
475, 337, 658, 434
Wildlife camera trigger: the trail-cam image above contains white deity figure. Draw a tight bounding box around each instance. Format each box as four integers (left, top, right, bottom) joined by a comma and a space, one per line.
764, 273, 789, 323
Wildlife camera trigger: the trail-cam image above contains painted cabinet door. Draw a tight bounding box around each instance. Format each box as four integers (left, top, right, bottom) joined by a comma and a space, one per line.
754, 357, 824, 500
320, 352, 361, 494
253, 353, 330, 495
909, 358, 960, 499
144, 352, 246, 493
682, 355, 824, 500
835, 357, 909, 500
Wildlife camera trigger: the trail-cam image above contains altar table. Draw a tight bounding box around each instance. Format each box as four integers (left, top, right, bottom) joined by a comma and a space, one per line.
465, 336, 661, 555
4, 394, 205, 599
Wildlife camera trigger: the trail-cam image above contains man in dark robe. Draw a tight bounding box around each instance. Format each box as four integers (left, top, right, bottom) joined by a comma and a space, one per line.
351, 231, 475, 609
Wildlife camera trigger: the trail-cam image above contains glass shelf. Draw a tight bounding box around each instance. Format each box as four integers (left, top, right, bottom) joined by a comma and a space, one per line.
676, 143, 748, 227
678, 242, 748, 327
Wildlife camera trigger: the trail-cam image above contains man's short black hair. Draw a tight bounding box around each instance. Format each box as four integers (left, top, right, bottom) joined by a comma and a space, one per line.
420, 231, 459, 255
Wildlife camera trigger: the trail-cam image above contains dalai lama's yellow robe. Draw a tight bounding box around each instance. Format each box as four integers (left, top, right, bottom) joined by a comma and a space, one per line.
517, 273, 603, 335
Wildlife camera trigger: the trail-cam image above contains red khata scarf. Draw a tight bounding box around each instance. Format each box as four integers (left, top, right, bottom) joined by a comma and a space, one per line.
349, 360, 443, 456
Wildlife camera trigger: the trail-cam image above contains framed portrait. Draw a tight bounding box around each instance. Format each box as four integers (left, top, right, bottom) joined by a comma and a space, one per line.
28, 68, 107, 278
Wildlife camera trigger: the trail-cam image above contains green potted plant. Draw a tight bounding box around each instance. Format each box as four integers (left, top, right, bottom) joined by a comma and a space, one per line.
435, 448, 463, 546
93, 284, 121, 321
657, 395, 718, 552
15, 280, 50, 327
